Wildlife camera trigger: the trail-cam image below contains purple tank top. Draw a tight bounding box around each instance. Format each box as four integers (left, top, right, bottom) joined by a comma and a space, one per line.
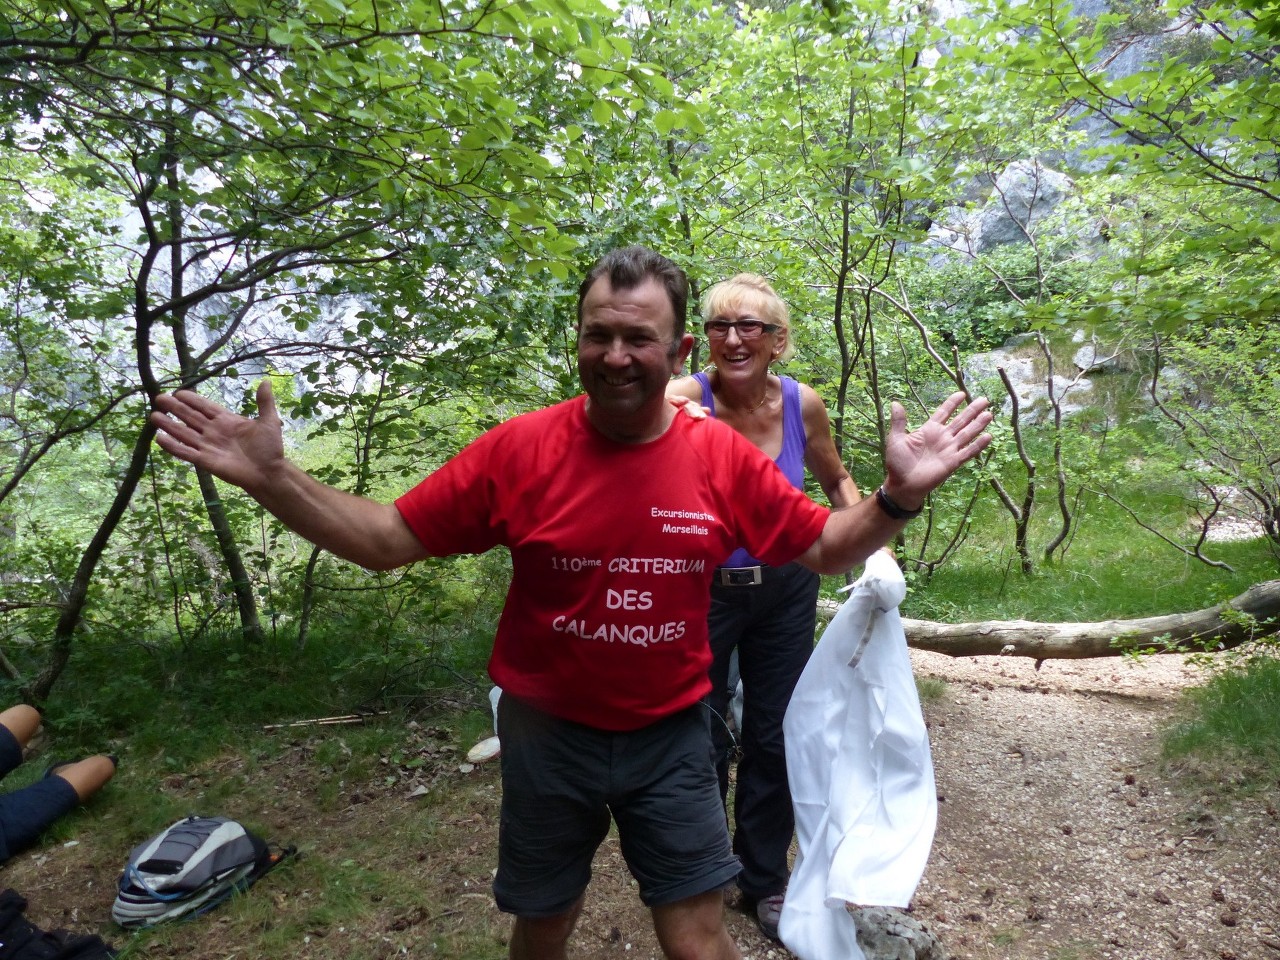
693, 372, 807, 567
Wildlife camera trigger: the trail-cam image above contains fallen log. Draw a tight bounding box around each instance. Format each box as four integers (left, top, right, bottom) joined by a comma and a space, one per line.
816, 579, 1280, 659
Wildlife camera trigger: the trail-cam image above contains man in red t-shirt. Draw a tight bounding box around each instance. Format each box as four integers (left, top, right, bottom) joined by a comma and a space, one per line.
152, 245, 991, 960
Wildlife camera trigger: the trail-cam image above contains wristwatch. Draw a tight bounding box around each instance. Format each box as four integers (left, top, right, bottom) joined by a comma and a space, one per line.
874, 486, 923, 520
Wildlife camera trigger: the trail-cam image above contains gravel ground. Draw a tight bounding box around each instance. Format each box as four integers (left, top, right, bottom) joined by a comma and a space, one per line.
911, 649, 1280, 960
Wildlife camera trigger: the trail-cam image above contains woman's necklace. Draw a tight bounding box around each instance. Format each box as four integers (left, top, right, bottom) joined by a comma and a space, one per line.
712, 371, 770, 412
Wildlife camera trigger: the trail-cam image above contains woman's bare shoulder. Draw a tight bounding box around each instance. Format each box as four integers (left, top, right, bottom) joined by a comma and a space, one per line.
667, 375, 704, 400
796, 380, 829, 410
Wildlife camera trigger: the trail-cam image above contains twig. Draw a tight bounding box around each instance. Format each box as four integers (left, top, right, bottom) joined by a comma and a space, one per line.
263, 711, 389, 731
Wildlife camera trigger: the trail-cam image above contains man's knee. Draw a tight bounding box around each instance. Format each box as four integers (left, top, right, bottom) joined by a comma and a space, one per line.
651, 890, 740, 960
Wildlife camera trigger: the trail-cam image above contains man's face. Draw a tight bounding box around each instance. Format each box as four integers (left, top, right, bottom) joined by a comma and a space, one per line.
577, 276, 692, 437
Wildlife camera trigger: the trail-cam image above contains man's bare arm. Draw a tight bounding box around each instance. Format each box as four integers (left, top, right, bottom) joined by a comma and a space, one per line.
151, 381, 428, 571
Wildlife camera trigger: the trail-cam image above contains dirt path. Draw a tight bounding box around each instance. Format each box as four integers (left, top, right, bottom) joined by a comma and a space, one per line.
561, 651, 1280, 960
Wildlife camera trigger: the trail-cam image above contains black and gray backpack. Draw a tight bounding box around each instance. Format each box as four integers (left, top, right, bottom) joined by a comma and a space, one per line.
111, 816, 294, 928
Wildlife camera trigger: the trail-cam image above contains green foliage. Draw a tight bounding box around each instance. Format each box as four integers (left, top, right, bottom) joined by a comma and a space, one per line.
1151, 324, 1280, 544
2, 0, 694, 693
26, 609, 498, 752
906, 243, 1105, 352
0, 0, 1276, 718
986, 0, 1280, 339
904, 492, 1276, 623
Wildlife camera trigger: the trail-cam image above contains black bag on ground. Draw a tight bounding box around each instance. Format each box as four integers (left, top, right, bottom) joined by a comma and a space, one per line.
111, 816, 294, 928
0, 889, 116, 959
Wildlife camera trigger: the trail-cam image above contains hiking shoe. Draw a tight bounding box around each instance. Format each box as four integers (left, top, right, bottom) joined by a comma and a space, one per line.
754, 893, 784, 941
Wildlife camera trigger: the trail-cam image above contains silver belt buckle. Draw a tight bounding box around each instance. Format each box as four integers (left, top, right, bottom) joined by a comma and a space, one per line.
719, 566, 763, 586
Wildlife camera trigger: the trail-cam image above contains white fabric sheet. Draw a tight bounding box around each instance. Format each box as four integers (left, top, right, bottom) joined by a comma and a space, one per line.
778, 550, 937, 960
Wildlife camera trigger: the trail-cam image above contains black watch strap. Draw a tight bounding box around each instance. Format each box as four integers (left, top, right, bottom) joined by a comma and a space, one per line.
875, 486, 923, 520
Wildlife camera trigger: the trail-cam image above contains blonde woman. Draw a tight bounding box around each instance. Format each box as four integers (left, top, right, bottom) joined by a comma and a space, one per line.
668, 273, 860, 940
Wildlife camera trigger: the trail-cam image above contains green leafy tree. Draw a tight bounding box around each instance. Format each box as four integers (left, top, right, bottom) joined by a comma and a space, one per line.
0, 0, 676, 698
1150, 324, 1280, 554
950, 0, 1279, 572
969, 0, 1280, 335
695, 1, 1009, 573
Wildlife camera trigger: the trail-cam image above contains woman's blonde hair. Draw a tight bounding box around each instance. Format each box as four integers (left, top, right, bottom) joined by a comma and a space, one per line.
700, 273, 795, 363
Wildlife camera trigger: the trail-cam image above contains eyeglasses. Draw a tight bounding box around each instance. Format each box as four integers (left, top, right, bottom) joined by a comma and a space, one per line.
702, 318, 780, 340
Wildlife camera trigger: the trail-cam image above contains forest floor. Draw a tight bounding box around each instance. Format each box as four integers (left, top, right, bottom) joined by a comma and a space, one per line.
6, 650, 1279, 960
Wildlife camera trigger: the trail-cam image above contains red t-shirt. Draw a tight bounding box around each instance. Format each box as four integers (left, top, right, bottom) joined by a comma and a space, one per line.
395, 396, 829, 730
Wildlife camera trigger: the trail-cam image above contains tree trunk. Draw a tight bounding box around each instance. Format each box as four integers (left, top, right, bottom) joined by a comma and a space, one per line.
296, 543, 324, 650
25, 421, 157, 702
817, 579, 1280, 659
162, 115, 264, 646
195, 469, 264, 644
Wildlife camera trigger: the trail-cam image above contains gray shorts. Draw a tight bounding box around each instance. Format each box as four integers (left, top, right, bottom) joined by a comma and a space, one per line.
493, 695, 740, 917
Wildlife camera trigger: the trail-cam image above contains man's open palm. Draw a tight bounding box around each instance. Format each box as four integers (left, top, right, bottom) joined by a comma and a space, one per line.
151, 380, 286, 494
883, 393, 993, 504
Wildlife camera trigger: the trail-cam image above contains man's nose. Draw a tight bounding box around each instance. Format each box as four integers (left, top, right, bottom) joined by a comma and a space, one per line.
601, 337, 632, 364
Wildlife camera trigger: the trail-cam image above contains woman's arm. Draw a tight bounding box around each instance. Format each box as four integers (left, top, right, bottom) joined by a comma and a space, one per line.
799, 383, 860, 509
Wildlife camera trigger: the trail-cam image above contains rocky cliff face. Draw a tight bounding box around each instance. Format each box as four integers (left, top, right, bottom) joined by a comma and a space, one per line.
920, 0, 1204, 259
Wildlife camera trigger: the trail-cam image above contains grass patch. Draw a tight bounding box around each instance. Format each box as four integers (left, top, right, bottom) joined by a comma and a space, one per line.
1048, 942, 1100, 960
991, 926, 1024, 947
900, 491, 1276, 624
26, 618, 496, 752
1162, 652, 1280, 790
916, 675, 949, 704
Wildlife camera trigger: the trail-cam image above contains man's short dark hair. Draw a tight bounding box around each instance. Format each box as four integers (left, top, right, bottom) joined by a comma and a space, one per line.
576, 246, 689, 342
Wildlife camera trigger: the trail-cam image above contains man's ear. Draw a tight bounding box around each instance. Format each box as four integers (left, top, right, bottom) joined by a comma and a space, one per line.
671, 332, 695, 373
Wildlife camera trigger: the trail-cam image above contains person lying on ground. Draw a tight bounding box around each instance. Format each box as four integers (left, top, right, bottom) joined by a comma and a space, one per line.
0, 704, 116, 865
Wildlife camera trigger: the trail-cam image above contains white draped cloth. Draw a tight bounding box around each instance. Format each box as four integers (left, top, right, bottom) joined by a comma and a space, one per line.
778, 550, 937, 960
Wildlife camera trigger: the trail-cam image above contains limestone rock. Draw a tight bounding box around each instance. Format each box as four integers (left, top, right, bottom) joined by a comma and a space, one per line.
850, 905, 949, 960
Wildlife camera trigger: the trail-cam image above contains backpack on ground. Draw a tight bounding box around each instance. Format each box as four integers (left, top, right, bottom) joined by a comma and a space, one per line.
111, 816, 294, 928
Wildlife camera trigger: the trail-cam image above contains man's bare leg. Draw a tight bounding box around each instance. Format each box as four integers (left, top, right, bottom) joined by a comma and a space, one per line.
509, 894, 585, 960
652, 889, 740, 960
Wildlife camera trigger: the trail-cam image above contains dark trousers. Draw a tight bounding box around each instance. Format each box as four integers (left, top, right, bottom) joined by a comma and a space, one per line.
705, 561, 820, 900
0, 726, 79, 864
